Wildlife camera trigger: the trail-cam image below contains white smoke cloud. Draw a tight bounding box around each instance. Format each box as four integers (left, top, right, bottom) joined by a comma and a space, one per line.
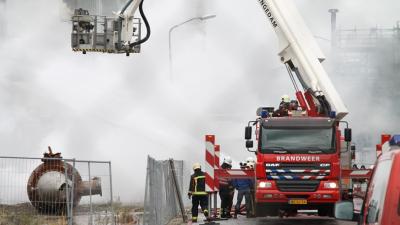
0, 0, 399, 202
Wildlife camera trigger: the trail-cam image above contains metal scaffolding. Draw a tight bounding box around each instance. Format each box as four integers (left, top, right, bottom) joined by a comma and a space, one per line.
332, 23, 400, 103
330, 9, 400, 148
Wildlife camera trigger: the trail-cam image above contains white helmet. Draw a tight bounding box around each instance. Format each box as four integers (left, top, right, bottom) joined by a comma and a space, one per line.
223, 156, 232, 166
193, 163, 201, 170
281, 94, 290, 103
246, 157, 255, 164
246, 157, 255, 168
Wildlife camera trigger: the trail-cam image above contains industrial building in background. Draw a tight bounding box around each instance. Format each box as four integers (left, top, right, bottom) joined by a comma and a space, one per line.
330, 9, 400, 159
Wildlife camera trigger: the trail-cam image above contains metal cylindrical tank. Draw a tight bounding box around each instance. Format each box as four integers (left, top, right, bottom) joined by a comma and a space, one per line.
27, 149, 102, 215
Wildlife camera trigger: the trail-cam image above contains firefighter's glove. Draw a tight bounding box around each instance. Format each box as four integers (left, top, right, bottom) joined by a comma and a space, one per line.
188, 193, 192, 199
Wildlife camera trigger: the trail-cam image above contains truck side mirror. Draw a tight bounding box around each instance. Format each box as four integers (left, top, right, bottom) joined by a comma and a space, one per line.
246, 140, 254, 148
245, 126, 252, 140
344, 128, 352, 142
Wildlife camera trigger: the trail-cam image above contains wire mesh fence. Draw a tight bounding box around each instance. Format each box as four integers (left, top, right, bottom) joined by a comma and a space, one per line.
143, 156, 187, 225
0, 155, 114, 225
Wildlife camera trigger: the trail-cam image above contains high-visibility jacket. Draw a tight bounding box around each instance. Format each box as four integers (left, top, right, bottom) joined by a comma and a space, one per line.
189, 170, 207, 195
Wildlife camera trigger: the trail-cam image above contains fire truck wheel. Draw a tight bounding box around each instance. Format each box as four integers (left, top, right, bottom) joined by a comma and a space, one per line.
255, 204, 278, 217
269, 208, 279, 217
255, 204, 267, 217
317, 204, 334, 217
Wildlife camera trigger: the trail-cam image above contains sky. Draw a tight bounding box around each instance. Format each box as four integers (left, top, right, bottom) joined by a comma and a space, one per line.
0, 0, 399, 203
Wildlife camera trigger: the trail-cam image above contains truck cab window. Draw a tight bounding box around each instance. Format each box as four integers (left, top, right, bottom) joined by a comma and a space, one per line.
260, 127, 335, 154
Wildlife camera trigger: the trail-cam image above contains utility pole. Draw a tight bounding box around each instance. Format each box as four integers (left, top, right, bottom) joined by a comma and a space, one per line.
168, 15, 216, 81
328, 9, 339, 47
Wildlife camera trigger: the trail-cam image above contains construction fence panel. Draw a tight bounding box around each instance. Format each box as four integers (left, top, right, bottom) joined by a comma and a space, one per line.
143, 156, 186, 225
0, 156, 114, 225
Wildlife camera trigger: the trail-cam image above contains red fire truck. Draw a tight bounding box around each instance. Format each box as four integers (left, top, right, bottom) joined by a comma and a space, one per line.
242, 0, 355, 217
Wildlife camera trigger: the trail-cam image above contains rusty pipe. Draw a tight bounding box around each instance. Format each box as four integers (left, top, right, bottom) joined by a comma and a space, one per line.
78, 177, 102, 196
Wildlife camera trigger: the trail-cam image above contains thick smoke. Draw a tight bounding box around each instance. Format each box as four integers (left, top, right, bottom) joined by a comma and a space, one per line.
0, 0, 399, 202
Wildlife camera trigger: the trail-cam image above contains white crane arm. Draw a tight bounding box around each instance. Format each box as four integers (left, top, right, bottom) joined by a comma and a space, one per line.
118, 0, 143, 47
258, 0, 348, 120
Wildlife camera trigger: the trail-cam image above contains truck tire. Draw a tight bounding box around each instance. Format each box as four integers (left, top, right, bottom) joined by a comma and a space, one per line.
268, 207, 279, 217
318, 204, 334, 217
255, 203, 267, 217
255, 204, 278, 217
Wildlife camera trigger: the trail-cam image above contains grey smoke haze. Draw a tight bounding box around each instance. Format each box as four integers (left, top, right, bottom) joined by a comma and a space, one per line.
0, 0, 399, 202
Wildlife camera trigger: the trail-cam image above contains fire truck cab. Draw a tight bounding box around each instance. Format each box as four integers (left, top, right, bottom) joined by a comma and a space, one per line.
245, 110, 352, 217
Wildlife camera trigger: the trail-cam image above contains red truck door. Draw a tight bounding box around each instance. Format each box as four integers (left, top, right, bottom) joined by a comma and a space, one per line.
361, 155, 393, 225
381, 152, 400, 225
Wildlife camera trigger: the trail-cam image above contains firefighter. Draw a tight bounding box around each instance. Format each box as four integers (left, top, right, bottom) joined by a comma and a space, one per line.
246, 157, 256, 217
188, 163, 209, 223
219, 157, 234, 218
246, 157, 255, 169
273, 94, 291, 117
289, 100, 299, 111
233, 162, 254, 218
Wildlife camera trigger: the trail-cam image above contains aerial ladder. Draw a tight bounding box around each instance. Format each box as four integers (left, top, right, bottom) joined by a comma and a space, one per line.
258, 0, 348, 120
71, 0, 150, 56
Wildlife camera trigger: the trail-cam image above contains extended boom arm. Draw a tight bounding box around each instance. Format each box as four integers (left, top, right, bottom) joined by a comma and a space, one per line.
258, 0, 348, 120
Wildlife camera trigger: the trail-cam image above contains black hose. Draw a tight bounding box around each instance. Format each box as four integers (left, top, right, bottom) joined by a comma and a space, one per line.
316, 95, 331, 116
129, 0, 151, 47
308, 89, 331, 116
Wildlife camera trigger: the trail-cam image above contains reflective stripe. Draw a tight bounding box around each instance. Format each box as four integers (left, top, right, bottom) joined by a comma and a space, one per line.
194, 175, 205, 193
193, 191, 207, 195
192, 216, 197, 219
194, 176, 205, 180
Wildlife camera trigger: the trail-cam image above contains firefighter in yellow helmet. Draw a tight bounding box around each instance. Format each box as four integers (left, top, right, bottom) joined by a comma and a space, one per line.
188, 163, 209, 223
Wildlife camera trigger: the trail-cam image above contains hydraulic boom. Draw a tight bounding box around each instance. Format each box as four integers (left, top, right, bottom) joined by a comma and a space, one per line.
258, 0, 348, 120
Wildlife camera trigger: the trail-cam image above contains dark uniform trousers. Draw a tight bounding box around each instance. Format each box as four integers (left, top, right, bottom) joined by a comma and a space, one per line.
219, 191, 233, 216
191, 194, 208, 219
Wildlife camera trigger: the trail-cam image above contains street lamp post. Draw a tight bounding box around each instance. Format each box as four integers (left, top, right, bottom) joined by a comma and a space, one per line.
169, 15, 216, 81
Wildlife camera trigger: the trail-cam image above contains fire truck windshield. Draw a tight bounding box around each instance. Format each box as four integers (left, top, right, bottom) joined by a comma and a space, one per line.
260, 127, 335, 154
